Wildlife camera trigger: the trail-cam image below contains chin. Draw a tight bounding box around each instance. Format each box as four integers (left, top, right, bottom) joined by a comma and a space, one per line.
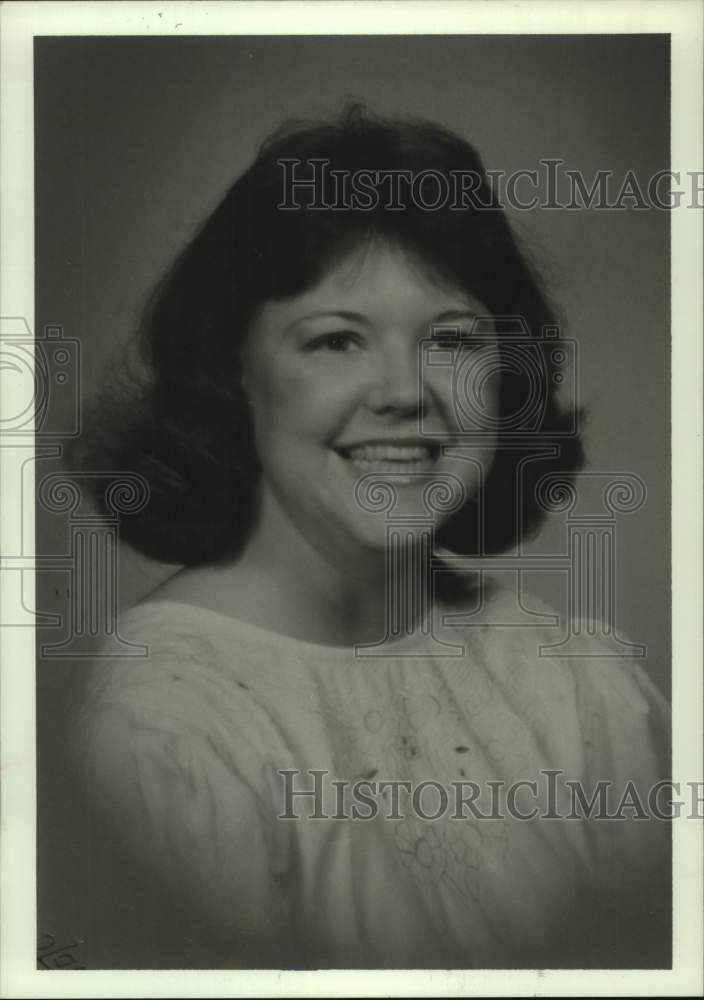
343, 510, 442, 557
340, 518, 391, 556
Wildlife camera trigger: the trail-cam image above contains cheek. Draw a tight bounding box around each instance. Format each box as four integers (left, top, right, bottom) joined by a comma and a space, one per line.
426, 348, 502, 432
247, 360, 362, 455
461, 347, 502, 420
249, 364, 299, 418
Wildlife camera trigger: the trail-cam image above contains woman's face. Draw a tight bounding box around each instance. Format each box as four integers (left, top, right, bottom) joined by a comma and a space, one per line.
241, 241, 499, 559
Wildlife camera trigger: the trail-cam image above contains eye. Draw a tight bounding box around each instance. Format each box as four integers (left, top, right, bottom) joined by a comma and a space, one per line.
427, 336, 460, 351
427, 331, 480, 351
306, 331, 362, 353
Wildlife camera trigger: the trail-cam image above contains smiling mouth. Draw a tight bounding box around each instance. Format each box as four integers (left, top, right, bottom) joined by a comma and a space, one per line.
336, 442, 441, 474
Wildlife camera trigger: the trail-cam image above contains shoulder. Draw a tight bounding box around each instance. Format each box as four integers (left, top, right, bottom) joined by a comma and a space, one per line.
79, 601, 227, 721
458, 579, 669, 750
69, 603, 295, 956
73, 600, 286, 789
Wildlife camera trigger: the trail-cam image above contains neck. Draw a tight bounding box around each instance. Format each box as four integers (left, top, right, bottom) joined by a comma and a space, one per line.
227, 488, 431, 646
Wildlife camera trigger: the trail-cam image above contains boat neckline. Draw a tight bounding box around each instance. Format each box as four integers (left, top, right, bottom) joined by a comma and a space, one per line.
125, 598, 445, 659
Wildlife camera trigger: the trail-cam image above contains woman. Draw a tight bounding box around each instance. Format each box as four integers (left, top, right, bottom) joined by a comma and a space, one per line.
70, 106, 669, 969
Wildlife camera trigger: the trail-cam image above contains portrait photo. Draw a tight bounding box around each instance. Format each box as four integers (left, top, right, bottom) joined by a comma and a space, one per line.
1, 1, 702, 996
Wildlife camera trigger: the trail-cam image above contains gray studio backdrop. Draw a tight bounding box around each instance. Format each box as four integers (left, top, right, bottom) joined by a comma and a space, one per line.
35, 34, 669, 945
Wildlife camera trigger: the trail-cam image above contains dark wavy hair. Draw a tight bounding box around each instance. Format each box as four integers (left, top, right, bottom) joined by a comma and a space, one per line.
69, 104, 583, 565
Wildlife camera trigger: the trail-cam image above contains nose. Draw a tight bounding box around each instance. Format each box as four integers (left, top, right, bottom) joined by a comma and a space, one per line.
365, 341, 424, 416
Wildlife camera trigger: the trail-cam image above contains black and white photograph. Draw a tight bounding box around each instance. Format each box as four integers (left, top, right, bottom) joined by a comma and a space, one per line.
1, 1, 702, 995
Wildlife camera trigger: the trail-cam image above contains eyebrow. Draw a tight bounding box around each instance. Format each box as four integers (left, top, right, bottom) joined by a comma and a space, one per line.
286, 310, 372, 331
287, 307, 482, 331
432, 309, 483, 324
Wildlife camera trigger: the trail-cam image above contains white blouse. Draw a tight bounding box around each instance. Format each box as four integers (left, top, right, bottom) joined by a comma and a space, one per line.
73, 588, 670, 969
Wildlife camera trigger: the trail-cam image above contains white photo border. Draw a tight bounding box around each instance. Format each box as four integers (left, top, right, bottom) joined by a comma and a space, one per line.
1, 1, 702, 996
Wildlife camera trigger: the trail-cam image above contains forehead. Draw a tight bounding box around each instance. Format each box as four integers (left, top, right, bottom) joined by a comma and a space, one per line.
266, 241, 486, 322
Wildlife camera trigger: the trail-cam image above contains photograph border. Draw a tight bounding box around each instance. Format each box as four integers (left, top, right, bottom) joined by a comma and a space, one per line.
1, 1, 702, 996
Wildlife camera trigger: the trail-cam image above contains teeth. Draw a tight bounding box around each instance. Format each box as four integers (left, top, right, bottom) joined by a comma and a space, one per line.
345, 444, 432, 461
338, 443, 438, 475
347, 458, 435, 474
